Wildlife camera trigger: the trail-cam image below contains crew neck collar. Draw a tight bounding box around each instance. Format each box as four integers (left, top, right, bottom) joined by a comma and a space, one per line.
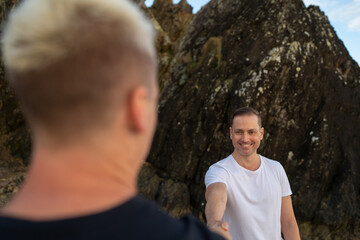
230, 154, 263, 174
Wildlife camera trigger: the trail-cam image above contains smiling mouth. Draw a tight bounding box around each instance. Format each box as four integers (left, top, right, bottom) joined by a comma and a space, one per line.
239, 142, 253, 147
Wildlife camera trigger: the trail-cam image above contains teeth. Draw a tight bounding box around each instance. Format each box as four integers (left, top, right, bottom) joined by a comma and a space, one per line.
240, 143, 252, 146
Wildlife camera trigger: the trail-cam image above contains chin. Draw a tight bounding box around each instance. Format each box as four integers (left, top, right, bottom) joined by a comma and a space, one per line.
238, 150, 255, 156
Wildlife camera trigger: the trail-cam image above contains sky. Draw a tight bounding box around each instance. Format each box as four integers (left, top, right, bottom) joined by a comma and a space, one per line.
145, 0, 360, 65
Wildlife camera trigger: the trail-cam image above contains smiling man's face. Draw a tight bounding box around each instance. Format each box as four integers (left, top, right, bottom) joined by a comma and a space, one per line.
230, 114, 264, 158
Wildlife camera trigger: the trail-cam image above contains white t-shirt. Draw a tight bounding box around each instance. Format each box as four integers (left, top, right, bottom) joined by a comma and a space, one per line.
205, 154, 292, 240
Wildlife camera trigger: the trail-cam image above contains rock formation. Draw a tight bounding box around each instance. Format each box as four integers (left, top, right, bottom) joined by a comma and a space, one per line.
0, 0, 28, 207
0, 0, 359, 239
139, 0, 360, 239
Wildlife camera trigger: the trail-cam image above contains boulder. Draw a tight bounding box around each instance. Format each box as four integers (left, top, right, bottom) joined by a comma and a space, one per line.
139, 0, 360, 239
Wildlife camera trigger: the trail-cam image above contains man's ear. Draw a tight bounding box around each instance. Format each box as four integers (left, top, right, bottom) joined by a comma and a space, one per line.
260, 127, 264, 140
229, 127, 232, 140
127, 86, 148, 132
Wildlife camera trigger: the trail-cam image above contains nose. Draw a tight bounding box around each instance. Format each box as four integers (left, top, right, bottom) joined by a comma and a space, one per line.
241, 132, 249, 142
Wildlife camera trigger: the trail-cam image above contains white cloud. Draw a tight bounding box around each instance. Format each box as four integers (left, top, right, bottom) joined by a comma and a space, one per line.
302, 0, 360, 32
304, 0, 360, 32
348, 16, 360, 31
329, 0, 360, 32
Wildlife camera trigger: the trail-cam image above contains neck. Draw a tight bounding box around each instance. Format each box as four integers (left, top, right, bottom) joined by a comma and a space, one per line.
2, 141, 140, 220
232, 151, 261, 171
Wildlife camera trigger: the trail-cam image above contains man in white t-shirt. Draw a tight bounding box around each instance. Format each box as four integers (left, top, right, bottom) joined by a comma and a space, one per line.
205, 107, 301, 240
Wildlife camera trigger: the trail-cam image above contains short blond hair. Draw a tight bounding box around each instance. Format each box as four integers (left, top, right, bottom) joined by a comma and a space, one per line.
1, 0, 156, 140
2, 0, 155, 72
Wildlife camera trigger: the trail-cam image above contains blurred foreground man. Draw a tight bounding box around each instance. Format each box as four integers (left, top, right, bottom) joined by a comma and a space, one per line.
205, 107, 300, 239
0, 0, 230, 239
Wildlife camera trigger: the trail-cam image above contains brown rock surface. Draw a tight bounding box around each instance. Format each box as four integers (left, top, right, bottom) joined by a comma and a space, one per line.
1, 0, 359, 239
139, 0, 360, 239
0, 0, 27, 208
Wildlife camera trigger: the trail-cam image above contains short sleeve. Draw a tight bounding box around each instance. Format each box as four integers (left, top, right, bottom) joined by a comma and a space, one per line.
279, 164, 292, 197
205, 164, 229, 189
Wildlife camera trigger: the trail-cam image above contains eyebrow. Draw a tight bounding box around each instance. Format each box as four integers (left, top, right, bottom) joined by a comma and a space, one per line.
234, 128, 258, 131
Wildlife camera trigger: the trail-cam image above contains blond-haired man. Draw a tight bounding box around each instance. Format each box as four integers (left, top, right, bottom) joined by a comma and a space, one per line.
0, 0, 230, 239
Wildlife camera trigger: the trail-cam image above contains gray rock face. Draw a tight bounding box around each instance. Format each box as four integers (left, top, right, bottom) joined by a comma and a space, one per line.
139, 0, 360, 239
0, 0, 359, 239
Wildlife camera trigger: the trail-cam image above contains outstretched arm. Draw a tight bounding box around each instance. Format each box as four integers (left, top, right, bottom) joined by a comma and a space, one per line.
281, 196, 301, 240
205, 182, 231, 240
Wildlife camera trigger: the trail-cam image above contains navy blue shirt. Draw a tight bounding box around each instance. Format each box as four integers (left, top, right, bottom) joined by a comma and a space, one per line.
0, 196, 224, 240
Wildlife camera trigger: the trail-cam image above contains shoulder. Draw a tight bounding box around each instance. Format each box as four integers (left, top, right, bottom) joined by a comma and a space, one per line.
138, 198, 224, 239
260, 155, 288, 176
114, 197, 224, 240
206, 155, 234, 178
0, 197, 224, 240
205, 155, 234, 188
260, 155, 289, 180
261, 155, 284, 170
209, 155, 234, 171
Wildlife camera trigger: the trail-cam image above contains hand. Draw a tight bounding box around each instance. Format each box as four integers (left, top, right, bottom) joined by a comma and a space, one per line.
207, 220, 232, 240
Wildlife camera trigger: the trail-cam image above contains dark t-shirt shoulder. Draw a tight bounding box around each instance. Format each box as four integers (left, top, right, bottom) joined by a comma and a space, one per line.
0, 196, 224, 240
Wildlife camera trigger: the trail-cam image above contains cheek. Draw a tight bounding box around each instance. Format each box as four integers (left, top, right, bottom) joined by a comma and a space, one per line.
232, 135, 240, 142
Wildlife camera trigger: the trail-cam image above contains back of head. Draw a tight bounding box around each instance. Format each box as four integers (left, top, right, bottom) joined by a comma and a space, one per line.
1, 0, 156, 143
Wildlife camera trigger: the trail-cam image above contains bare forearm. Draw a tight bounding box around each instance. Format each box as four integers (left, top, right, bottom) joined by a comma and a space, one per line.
205, 198, 226, 226
205, 183, 227, 225
205, 183, 231, 239
281, 196, 300, 240
205, 192, 231, 240
282, 221, 301, 240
